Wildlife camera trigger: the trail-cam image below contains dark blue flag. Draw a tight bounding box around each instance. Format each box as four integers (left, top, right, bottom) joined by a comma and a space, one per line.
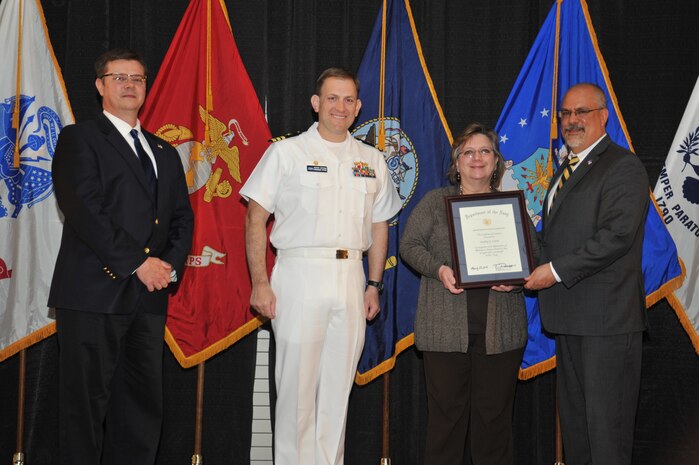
352, 0, 452, 384
496, 0, 683, 379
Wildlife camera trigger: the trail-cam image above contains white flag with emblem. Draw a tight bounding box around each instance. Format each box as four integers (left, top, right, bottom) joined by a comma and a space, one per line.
653, 76, 699, 353
0, 0, 74, 361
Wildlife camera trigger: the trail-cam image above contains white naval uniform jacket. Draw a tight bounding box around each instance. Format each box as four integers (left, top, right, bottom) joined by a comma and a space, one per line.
240, 122, 402, 251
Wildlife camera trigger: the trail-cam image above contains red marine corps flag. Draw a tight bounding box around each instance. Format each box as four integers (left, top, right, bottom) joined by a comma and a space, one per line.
140, 0, 272, 367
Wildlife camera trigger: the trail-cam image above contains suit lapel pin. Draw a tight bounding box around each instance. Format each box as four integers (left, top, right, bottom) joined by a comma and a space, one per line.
157, 144, 163, 149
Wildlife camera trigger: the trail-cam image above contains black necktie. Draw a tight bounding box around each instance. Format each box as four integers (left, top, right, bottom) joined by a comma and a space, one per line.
129, 129, 158, 202
551, 155, 580, 205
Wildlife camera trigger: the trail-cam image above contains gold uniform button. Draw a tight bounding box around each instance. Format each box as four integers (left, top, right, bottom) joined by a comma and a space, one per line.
155, 218, 159, 225
144, 247, 150, 254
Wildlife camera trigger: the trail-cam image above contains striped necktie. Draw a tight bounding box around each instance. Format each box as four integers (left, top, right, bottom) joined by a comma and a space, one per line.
552, 155, 580, 205
129, 129, 158, 202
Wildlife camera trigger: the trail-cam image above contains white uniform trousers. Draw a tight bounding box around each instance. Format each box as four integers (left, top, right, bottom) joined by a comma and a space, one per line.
271, 251, 366, 465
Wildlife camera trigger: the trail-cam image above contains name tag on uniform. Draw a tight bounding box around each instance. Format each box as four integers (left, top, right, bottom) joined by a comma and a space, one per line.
352, 161, 376, 178
307, 165, 328, 173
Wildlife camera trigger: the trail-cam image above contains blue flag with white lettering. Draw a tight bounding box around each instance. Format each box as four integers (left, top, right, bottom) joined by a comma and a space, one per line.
496, 0, 683, 379
352, 0, 452, 384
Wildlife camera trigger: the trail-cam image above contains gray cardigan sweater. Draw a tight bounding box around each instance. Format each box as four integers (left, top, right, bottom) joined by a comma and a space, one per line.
400, 186, 540, 354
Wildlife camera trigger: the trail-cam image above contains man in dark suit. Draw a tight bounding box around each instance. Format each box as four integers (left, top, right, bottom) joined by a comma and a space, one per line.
48, 49, 193, 465
525, 83, 649, 465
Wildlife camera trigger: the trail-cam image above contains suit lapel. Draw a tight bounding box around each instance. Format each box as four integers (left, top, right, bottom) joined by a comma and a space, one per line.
97, 114, 155, 202
543, 160, 569, 216
143, 130, 171, 210
547, 135, 611, 220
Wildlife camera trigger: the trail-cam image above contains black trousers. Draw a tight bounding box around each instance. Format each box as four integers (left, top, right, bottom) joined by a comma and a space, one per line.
556, 332, 643, 465
56, 307, 166, 465
422, 335, 524, 465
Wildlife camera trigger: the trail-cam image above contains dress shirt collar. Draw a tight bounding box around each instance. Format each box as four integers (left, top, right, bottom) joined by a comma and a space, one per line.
309, 122, 352, 158
567, 133, 607, 165
103, 110, 158, 176
103, 110, 142, 138
547, 133, 607, 214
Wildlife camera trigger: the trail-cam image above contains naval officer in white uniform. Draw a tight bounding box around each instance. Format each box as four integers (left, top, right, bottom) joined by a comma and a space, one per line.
241, 67, 401, 465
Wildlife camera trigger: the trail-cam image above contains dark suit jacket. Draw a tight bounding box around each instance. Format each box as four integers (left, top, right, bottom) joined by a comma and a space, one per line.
48, 113, 194, 315
538, 135, 649, 336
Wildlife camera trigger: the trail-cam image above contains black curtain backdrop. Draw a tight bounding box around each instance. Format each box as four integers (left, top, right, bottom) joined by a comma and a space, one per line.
1, 0, 699, 464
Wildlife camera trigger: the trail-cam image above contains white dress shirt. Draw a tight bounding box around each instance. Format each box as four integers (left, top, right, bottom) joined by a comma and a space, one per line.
549, 134, 607, 282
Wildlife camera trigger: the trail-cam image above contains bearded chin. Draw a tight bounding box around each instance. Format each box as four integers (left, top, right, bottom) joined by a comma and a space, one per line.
564, 130, 584, 149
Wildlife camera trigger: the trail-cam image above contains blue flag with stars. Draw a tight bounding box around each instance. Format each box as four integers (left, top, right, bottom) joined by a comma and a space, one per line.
352, 0, 452, 385
496, 0, 683, 379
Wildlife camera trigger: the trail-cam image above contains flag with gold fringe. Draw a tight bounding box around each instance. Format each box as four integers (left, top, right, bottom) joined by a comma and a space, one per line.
352, 0, 452, 385
0, 0, 74, 361
496, 0, 684, 379
652, 76, 699, 353
140, 0, 272, 368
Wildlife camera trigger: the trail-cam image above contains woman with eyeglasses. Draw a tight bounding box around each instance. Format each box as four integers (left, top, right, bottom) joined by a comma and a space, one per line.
400, 122, 539, 465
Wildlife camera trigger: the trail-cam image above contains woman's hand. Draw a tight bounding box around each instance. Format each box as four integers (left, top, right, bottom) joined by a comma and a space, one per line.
491, 284, 521, 293
438, 265, 464, 295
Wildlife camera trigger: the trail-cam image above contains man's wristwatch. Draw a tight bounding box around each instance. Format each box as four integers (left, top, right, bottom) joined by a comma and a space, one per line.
366, 280, 384, 293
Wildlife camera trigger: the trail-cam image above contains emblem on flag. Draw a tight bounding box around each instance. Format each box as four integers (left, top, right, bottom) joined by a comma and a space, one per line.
154, 106, 249, 203
656, 125, 699, 235
353, 117, 417, 206
0, 257, 11, 280
501, 146, 552, 220
0, 94, 63, 218
678, 126, 699, 205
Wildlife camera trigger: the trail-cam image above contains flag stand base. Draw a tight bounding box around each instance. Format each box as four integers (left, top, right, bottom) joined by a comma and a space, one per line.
13, 453, 24, 465
380, 458, 391, 465
191, 454, 203, 464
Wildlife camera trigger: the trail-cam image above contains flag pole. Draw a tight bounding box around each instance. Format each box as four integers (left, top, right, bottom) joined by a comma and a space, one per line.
379, 372, 391, 465
549, 0, 563, 157
377, 0, 387, 151
554, 382, 564, 465
13, 349, 27, 465
192, 362, 206, 465
551, 4, 564, 465
193, 4, 211, 460
377, 3, 390, 463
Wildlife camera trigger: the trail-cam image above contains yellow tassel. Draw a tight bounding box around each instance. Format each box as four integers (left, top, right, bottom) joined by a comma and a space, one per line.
378, 119, 386, 152
12, 107, 20, 168
13, 0, 25, 168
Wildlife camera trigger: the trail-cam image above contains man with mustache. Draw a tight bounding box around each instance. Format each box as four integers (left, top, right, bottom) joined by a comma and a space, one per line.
524, 83, 649, 465
241, 67, 401, 465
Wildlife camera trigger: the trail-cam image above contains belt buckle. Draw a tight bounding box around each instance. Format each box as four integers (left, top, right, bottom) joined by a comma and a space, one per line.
335, 249, 349, 259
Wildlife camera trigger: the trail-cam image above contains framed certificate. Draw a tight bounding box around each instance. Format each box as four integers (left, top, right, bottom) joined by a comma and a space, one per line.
445, 190, 535, 289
